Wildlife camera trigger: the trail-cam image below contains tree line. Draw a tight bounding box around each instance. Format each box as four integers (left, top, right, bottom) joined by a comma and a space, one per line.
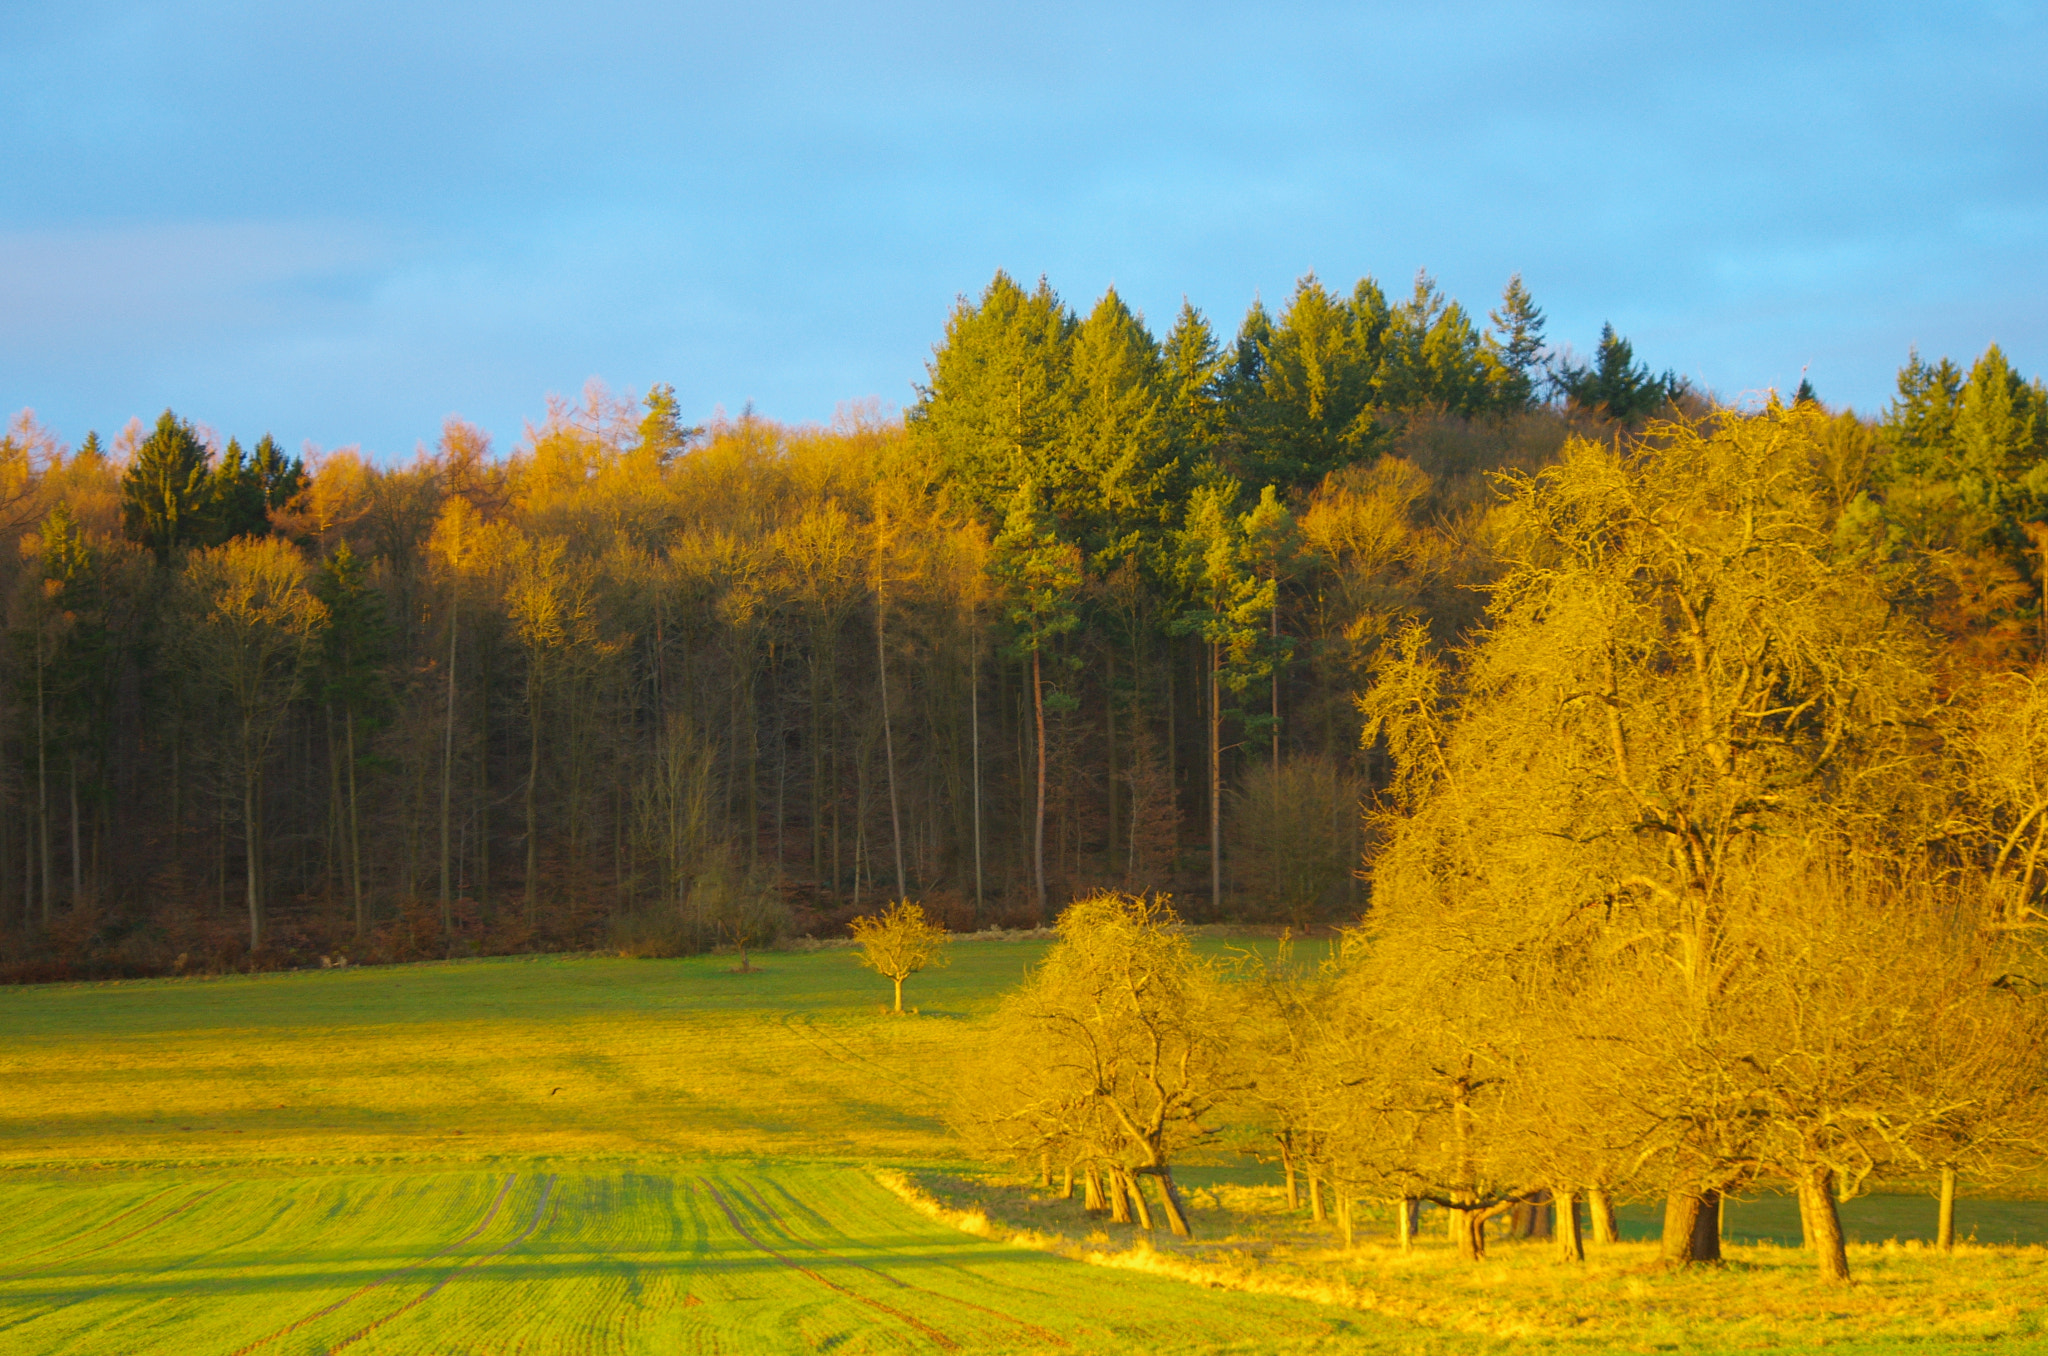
0, 268, 2040, 990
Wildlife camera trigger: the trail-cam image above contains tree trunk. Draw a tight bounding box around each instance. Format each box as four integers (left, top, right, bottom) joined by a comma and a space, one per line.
1083, 1166, 1105, 1214
1337, 1190, 1354, 1248
1588, 1186, 1618, 1245
1661, 1190, 1700, 1263
1104, 646, 1117, 872
1309, 1172, 1326, 1223
1107, 1168, 1131, 1225
440, 587, 457, 932
891, 974, 903, 1013
1279, 1137, 1299, 1210
970, 637, 982, 922
1451, 1204, 1486, 1261
244, 762, 261, 953
1153, 1167, 1192, 1239
1661, 1189, 1720, 1264
1801, 1168, 1850, 1282
346, 708, 364, 935
68, 753, 80, 902
876, 602, 906, 900
1059, 1164, 1073, 1201
1937, 1166, 1957, 1252
1554, 1186, 1584, 1262
1032, 647, 1047, 918
1123, 1169, 1154, 1231
1395, 1198, 1417, 1253
1208, 641, 1221, 918
1271, 587, 1280, 785
35, 629, 49, 928
525, 679, 541, 926
1691, 1190, 1722, 1262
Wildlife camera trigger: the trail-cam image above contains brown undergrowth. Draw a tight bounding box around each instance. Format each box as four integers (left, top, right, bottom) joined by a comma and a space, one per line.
881, 1167, 2048, 1351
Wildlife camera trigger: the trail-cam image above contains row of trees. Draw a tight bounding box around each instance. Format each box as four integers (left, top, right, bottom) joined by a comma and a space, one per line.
0, 267, 2040, 979
960, 403, 2048, 1283
0, 268, 1611, 971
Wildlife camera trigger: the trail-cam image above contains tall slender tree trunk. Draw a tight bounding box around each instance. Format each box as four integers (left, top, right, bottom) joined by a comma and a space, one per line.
1938, 1166, 1958, 1252
1395, 1198, 1417, 1252
970, 636, 983, 921
346, 707, 365, 935
476, 645, 490, 910
1164, 649, 1176, 853
1271, 589, 1280, 785
876, 602, 905, 900
1032, 647, 1048, 918
810, 653, 825, 894
525, 678, 541, 926
244, 752, 261, 953
68, 752, 80, 902
35, 629, 49, 927
1105, 646, 1117, 872
440, 589, 458, 932
1208, 641, 1221, 918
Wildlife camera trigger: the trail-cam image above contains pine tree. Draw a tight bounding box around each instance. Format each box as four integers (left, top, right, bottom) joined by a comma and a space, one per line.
1486, 274, 1548, 410
120, 411, 214, 563
911, 271, 1076, 518
1558, 323, 1675, 421
211, 438, 271, 542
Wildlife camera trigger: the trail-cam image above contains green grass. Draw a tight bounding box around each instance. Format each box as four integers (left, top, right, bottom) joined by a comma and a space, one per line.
5, 942, 2048, 1353
0, 1161, 1420, 1354
0, 945, 1038, 1167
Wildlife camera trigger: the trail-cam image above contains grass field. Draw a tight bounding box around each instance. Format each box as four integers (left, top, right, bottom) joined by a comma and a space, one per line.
5, 942, 2048, 1354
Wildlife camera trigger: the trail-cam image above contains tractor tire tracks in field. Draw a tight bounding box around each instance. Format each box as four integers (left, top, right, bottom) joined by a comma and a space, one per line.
700, 1180, 962, 1350
732, 1181, 1068, 1348
325, 1174, 557, 1354
228, 1173, 520, 1356
0, 1185, 222, 1283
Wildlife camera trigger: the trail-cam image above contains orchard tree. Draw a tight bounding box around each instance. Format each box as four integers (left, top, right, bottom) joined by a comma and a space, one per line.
849, 899, 950, 1013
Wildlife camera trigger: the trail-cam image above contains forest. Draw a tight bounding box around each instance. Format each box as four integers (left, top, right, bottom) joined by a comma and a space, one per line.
0, 267, 2041, 999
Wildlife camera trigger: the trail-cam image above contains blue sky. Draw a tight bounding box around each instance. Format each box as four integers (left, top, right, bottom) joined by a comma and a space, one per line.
2, 0, 2043, 459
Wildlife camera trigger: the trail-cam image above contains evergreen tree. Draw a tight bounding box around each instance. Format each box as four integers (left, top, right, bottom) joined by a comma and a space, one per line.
1233, 276, 1382, 488
120, 411, 214, 563
1882, 349, 1964, 478
1486, 274, 1548, 410
1377, 271, 1495, 415
1159, 301, 1228, 461
637, 383, 696, 466
252, 434, 307, 511
1061, 288, 1176, 564
210, 438, 271, 542
911, 271, 1076, 518
1558, 323, 1675, 421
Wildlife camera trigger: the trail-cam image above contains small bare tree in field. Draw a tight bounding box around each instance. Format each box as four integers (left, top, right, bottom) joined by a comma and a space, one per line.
850, 900, 949, 1012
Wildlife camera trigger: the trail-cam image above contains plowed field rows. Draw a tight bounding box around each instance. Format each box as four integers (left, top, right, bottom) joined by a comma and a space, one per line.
0, 1163, 1388, 1354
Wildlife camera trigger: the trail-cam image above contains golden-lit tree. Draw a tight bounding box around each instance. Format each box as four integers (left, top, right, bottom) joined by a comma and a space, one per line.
848, 899, 949, 1013
958, 893, 1229, 1237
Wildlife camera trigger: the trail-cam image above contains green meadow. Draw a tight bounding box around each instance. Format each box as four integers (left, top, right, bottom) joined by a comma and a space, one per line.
4, 943, 2048, 1354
